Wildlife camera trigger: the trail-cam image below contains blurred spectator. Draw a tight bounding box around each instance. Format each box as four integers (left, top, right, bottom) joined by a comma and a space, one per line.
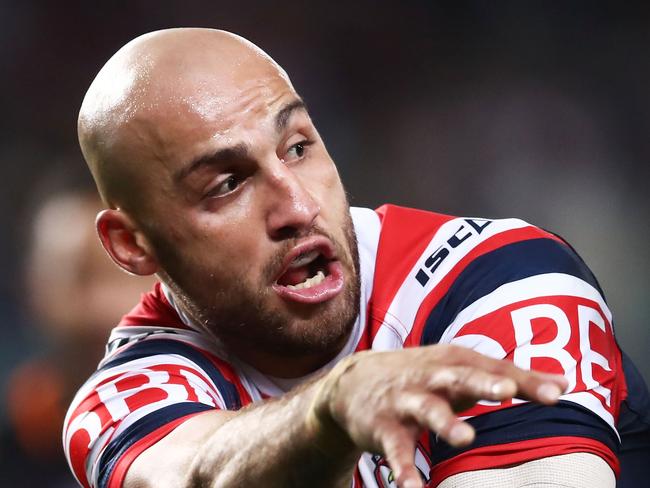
0, 184, 154, 487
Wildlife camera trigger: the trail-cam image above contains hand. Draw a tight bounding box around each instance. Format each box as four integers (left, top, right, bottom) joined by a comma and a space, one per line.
307, 344, 568, 488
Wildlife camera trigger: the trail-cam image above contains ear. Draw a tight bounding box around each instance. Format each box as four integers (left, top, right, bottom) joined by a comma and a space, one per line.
96, 209, 159, 276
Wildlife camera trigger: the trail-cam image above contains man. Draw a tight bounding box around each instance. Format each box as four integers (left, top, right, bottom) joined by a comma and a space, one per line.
63, 28, 649, 488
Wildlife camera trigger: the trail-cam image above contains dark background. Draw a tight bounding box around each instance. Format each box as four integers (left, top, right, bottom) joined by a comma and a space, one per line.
1, 1, 648, 485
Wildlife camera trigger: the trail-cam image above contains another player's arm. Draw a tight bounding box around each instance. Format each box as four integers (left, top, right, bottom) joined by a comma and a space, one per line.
124, 345, 567, 488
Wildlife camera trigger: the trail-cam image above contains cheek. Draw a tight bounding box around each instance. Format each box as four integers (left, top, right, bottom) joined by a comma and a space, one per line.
191, 215, 265, 271
306, 158, 346, 203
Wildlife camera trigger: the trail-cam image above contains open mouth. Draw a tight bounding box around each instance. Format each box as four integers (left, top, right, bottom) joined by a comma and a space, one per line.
272, 238, 345, 304
276, 251, 330, 289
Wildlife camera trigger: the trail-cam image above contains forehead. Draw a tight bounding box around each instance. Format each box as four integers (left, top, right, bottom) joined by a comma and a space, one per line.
124, 57, 297, 170
174, 66, 293, 133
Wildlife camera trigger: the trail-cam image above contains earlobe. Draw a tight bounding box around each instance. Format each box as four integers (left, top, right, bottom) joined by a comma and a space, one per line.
96, 209, 159, 276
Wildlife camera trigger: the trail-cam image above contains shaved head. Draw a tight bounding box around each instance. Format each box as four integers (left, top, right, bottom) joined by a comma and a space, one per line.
79, 28, 293, 212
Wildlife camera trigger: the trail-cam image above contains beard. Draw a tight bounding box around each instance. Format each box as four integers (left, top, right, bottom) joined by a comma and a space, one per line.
151, 209, 361, 361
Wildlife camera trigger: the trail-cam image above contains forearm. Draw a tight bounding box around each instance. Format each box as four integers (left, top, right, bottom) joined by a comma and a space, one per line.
126, 346, 568, 488
186, 375, 359, 488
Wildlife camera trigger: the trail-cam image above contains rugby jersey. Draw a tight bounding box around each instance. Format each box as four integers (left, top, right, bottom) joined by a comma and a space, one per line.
63, 205, 631, 488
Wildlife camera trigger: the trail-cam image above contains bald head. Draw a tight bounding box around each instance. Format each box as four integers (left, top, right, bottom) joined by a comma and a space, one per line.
79, 28, 293, 210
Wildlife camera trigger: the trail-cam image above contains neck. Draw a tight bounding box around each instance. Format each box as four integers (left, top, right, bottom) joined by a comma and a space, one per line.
161, 282, 353, 378
223, 331, 352, 378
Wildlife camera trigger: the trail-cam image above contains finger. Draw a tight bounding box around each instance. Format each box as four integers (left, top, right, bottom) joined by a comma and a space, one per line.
483, 360, 568, 404
377, 421, 423, 488
425, 366, 519, 404
397, 390, 475, 447
435, 346, 568, 405
516, 370, 568, 404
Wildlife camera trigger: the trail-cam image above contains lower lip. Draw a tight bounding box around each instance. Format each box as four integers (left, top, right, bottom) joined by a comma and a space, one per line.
272, 261, 345, 304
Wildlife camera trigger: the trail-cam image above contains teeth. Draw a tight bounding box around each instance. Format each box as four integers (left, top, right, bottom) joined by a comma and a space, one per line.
289, 251, 320, 269
287, 270, 326, 290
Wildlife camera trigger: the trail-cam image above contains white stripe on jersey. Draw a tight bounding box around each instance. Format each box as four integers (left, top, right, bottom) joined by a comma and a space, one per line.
449, 334, 508, 360
357, 454, 381, 488
440, 273, 613, 344
88, 426, 115, 488
103, 326, 230, 366
372, 217, 530, 350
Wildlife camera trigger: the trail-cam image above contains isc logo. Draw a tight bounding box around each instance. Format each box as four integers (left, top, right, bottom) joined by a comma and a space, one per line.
415, 219, 492, 286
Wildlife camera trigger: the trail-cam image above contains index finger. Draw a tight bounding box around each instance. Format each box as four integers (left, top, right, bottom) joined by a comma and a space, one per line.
445, 346, 568, 404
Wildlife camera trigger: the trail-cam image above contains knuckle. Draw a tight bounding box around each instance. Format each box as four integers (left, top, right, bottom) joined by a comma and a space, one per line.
422, 398, 454, 431
373, 418, 396, 446
444, 366, 477, 394
492, 357, 518, 375
409, 393, 440, 420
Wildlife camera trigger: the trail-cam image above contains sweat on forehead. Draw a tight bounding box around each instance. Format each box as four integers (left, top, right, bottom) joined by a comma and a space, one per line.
78, 28, 292, 208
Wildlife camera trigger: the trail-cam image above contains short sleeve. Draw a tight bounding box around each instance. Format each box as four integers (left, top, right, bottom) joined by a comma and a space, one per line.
419, 234, 624, 483
63, 337, 243, 488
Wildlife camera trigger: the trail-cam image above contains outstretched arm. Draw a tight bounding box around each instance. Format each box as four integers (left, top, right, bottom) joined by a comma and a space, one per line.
124, 344, 567, 488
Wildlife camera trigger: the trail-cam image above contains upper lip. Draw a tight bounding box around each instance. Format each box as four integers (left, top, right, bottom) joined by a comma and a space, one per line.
273, 235, 337, 284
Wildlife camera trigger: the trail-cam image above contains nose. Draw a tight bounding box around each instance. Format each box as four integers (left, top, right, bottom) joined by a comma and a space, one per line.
264, 162, 320, 240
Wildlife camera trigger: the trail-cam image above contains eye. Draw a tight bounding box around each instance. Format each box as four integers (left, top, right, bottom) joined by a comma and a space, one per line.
207, 175, 240, 198
284, 140, 313, 163
287, 142, 305, 158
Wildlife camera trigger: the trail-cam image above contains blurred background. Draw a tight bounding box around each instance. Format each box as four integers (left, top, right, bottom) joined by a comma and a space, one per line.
0, 1, 648, 485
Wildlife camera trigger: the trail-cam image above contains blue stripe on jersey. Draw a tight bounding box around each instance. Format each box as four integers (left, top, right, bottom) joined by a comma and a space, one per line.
617, 351, 650, 477
97, 402, 212, 488
428, 400, 619, 466
620, 351, 650, 428
420, 237, 604, 346
98, 338, 242, 410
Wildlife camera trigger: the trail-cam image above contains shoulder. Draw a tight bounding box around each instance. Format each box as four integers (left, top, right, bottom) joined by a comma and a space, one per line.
366, 206, 626, 479
63, 332, 250, 488
62, 284, 252, 488
371, 204, 583, 294
367, 205, 595, 346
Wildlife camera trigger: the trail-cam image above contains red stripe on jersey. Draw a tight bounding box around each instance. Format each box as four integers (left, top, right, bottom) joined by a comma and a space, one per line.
68, 378, 119, 425
68, 427, 94, 488
118, 282, 192, 331
429, 436, 619, 486
67, 389, 120, 488
351, 469, 363, 487
368, 205, 456, 345
406, 226, 564, 346
106, 411, 205, 488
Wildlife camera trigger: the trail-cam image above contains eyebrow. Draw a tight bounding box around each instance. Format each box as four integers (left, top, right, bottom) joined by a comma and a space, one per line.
275, 98, 307, 132
175, 98, 308, 182
174, 143, 251, 182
